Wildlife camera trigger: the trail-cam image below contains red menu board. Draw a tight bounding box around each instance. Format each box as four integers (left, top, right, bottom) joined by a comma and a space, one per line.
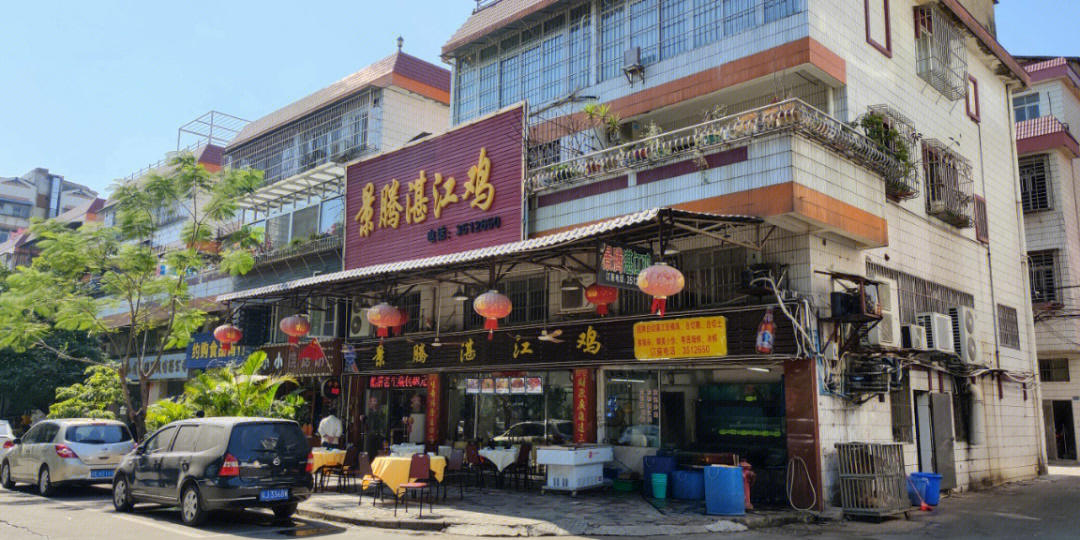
426, 374, 441, 444
573, 368, 597, 444
345, 107, 524, 269
368, 375, 428, 389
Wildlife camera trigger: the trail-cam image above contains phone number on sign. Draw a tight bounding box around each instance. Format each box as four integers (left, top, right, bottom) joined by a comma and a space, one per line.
427, 216, 502, 243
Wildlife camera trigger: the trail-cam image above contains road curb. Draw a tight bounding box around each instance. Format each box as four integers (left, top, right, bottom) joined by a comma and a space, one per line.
296, 507, 448, 532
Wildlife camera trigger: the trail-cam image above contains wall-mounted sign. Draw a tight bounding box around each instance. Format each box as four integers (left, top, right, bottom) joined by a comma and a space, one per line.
573, 369, 596, 443
425, 374, 441, 443
369, 375, 428, 389
261, 339, 341, 378
596, 240, 653, 290
185, 332, 251, 370
129, 353, 188, 381
345, 107, 524, 269
633, 316, 728, 360
322, 377, 342, 399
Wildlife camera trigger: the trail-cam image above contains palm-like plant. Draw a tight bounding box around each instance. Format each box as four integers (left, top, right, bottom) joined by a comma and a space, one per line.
183, 352, 299, 418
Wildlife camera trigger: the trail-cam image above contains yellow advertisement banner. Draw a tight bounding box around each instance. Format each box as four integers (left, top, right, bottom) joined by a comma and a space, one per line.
633, 316, 728, 360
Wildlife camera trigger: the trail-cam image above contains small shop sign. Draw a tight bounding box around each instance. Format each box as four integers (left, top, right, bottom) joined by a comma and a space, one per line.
596, 240, 653, 290
369, 375, 428, 388
185, 332, 251, 370
425, 374, 441, 443
633, 316, 728, 360
261, 339, 341, 378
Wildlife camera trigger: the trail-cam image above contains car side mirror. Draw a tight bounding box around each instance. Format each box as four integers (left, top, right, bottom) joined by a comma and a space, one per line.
10, 438, 19, 445
134, 445, 146, 455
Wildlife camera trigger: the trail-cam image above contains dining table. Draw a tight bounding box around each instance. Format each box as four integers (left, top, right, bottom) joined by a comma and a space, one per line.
309, 448, 347, 492
389, 443, 426, 457
364, 455, 447, 496
478, 447, 520, 472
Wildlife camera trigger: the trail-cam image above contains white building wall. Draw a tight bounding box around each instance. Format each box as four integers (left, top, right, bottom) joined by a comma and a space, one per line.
380, 88, 451, 151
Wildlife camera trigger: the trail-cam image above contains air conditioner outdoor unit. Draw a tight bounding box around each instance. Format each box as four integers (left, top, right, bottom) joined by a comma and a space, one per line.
902, 324, 929, 350
948, 305, 982, 365
348, 302, 372, 338
916, 312, 954, 354
864, 278, 900, 347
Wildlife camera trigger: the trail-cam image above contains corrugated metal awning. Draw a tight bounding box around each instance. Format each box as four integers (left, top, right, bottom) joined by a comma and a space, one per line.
217, 208, 763, 303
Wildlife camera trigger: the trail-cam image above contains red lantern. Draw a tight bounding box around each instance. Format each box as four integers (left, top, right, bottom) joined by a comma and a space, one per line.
279, 315, 311, 345
637, 262, 685, 317
213, 324, 243, 353
585, 284, 618, 316
366, 302, 403, 343
473, 290, 512, 340
394, 307, 410, 336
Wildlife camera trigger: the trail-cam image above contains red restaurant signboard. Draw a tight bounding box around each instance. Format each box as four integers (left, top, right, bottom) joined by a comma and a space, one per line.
345, 106, 524, 269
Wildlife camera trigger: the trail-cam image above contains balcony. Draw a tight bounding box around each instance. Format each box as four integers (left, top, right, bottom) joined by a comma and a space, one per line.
252, 233, 342, 268
526, 99, 909, 196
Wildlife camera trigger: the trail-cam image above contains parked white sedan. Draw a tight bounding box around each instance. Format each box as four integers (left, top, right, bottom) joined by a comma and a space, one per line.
1, 418, 136, 496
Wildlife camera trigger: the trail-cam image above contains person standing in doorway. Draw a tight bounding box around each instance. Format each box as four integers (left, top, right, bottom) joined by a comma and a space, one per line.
318, 408, 343, 449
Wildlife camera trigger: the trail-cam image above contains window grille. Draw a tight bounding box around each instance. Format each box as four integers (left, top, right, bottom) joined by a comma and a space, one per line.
397, 291, 422, 333
890, 371, 913, 443
863, 105, 919, 200
1019, 155, 1051, 212
1039, 358, 1070, 382
951, 390, 968, 443
1028, 250, 1058, 304
1013, 93, 1040, 122
466, 275, 548, 328
618, 247, 747, 314
764, 0, 799, 23
974, 195, 988, 243
224, 90, 376, 186
914, 4, 967, 101
866, 262, 974, 325
722, 0, 755, 35
922, 139, 974, 228
996, 304, 1020, 350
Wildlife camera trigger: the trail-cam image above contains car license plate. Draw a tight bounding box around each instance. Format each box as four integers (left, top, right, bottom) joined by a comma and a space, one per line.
259, 488, 289, 502
90, 469, 114, 479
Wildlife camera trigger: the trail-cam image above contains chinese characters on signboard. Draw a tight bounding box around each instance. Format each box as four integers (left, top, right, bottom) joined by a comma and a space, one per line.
185, 332, 250, 370
425, 374, 441, 443
638, 388, 660, 424
595, 240, 653, 290
368, 375, 428, 389
573, 369, 596, 443
633, 316, 728, 360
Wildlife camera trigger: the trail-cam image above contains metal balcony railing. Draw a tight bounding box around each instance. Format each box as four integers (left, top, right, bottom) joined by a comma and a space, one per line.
253, 234, 343, 267
526, 99, 909, 194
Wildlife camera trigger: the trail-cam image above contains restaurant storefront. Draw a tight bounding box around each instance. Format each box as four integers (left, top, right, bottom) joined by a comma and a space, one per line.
261, 339, 345, 446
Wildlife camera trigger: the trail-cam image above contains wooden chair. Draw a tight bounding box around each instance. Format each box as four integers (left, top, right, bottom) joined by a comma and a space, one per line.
395, 454, 434, 517
507, 443, 533, 491
320, 446, 359, 492
440, 449, 467, 501
464, 442, 485, 489
356, 452, 389, 506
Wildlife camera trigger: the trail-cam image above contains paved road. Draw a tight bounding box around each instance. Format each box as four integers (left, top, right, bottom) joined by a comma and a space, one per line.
1, 467, 1077, 539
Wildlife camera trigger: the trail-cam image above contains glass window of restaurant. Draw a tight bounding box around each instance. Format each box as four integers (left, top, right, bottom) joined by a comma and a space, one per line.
363, 375, 429, 456
603, 367, 786, 468
443, 371, 573, 446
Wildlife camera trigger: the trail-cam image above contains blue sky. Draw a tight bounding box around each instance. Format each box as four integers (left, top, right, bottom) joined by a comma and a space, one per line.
1, 1, 1077, 195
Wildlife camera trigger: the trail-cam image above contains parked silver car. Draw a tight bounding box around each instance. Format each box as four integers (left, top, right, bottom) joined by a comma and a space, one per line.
1, 419, 135, 496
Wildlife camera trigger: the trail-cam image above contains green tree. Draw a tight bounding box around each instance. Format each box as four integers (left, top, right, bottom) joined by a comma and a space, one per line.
0, 154, 264, 438
48, 365, 124, 419
0, 330, 102, 418
144, 352, 305, 432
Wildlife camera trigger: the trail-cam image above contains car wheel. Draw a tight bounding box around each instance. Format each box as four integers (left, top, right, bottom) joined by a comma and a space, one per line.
272, 503, 297, 520
112, 475, 134, 512
1, 461, 14, 489
38, 466, 54, 497
180, 484, 208, 527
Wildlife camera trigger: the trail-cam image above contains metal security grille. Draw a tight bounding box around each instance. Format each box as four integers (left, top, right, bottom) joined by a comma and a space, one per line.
1039, 358, 1070, 382
466, 276, 549, 328
997, 304, 1020, 350
866, 262, 974, 325
223, 89, 377, 186
1019, 154, 1051, 212
618, 247, 747, 314
1029, 250, 1058, 303
922, 139, 974, 228
974, 195, 988, 243
914, 4, 968, 101
890, 372, 913, 443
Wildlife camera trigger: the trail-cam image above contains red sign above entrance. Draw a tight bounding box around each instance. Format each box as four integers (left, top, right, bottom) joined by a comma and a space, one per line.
345, 107, 524, 269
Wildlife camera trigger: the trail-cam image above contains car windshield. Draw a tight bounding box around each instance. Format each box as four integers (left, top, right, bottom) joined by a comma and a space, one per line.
66, 424, 132, 444
230, 423, 307, 455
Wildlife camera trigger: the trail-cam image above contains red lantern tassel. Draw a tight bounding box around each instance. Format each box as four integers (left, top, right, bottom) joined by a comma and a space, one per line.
596, 304, 609, 316
651, 297, 667, 317
377, 327, 388, 338
221, 343, 231, 353
288, 336, 298, 345
484, 318, 498, 340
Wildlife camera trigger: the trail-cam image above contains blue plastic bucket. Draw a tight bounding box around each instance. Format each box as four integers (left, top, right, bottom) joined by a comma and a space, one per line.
704, 465, 745, 516
642, 455, 677, 497
907, 476, 929, 506
651, 473, 669, 499
672, 470, 705, 500
910, 472, 943, 505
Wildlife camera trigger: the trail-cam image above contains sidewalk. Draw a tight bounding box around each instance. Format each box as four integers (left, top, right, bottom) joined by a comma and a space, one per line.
296, 487, 812, 537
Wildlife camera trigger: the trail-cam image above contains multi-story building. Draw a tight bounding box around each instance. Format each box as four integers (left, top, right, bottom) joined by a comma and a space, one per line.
218, 0, 1042, 512
0, 197, 105, 271
1012, 56, 1080, 463
0, 168, 96, 244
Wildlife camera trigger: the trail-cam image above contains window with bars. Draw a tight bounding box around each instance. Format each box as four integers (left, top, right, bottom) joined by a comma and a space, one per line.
952, 390, 969, 443
913, 4, 967, 101
764, 0, 799, 23
866, 261, 974, 325
397, 291, 423, 333
997, 304, 1020, 350
1029, 250, 1059, 304
1039, 358, 1070, 382
891, 371, 913, 443
1019, 155, 1051, 212
618, 247, 747, 314
466, 275, 549, 328
922, 139, 974, 227
974, 195, 988, 243
1013, 93, 1040, 122
723, 0, 755, 35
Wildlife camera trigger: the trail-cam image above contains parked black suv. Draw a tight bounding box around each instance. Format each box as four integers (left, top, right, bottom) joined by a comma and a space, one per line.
111, 417, 313, 526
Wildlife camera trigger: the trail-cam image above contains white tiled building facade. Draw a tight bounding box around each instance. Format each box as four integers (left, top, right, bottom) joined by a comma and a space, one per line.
445, 0, 1041, 508
1012, 56, 1080, 462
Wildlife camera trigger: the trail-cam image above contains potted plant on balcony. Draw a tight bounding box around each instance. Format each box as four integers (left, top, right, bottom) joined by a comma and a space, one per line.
583, 103, 622, 149
858, 112, 917, 199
